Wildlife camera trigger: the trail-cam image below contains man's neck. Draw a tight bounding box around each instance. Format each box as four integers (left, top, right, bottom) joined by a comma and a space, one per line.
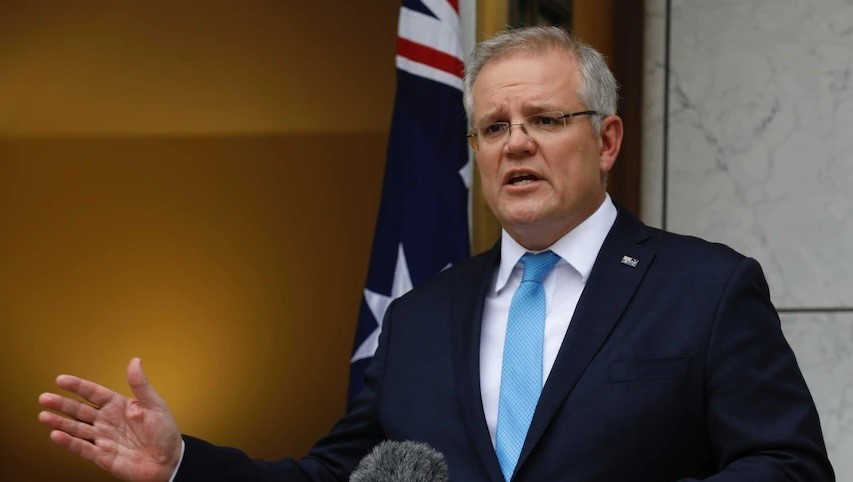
505, 195, 608, 251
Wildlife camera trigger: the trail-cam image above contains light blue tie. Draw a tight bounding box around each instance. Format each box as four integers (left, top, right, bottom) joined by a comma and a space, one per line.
495, 250, 561, 481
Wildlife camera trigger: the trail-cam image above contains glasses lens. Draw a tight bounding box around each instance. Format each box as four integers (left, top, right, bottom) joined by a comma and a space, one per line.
525, 112, 567, 134
480, 123, 509, 141
467, 134, 479, 151
470, 111, 585, 151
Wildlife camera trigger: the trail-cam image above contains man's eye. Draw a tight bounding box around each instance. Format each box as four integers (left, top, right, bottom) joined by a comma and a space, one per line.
483, 123, 507, 135
533, 115, 558, 126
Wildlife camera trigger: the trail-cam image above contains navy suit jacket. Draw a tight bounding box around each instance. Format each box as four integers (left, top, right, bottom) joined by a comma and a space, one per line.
177, 208, 833, 481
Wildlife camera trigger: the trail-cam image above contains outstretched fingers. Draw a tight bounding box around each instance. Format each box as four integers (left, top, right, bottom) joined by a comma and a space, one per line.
49, 428, 104, 464
39, 409, 98, 441
49, 428, 122, 471
38, 392, 99, 423
55, 374, 117, 407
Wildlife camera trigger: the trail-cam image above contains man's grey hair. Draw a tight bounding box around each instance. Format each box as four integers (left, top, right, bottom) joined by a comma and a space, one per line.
463, 26, 618, 135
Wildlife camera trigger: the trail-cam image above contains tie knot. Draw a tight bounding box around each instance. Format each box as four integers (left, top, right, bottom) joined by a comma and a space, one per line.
520, 250, 561, 283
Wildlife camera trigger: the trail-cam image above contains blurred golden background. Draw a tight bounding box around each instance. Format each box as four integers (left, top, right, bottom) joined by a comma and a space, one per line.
0, 1, 396, 480
0, 1, 636, 479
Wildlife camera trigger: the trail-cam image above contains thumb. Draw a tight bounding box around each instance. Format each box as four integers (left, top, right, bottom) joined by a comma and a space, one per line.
127, 357, 167, 408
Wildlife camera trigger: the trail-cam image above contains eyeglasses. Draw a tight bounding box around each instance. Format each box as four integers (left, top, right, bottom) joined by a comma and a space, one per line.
466, 110, 599, 152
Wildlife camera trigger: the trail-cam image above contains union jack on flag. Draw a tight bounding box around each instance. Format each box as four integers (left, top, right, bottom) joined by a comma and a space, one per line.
347, 0, 471, 405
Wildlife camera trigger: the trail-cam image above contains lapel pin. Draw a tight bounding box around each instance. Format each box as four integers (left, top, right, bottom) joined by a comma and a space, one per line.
620, 255, 639, 268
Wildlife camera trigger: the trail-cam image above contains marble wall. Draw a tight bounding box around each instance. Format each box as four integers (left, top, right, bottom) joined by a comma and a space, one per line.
643, 0, 853, 477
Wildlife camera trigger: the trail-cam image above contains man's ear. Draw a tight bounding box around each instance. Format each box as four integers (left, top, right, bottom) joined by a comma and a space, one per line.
598, 115, 624, 174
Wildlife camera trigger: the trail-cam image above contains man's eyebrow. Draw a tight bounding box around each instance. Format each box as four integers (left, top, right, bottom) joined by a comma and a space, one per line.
478, 104, 565, 122
521, 103, 563, 114
475, 111, 505, 124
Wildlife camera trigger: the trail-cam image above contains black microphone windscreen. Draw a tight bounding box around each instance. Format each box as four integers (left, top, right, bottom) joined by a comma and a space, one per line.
349, 440, 449, 482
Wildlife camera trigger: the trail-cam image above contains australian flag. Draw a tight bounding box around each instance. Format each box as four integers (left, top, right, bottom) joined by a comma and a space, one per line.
347, 0, 471, 405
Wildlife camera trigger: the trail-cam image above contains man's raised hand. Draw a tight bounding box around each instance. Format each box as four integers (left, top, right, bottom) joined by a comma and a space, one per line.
38, 358, 183, 482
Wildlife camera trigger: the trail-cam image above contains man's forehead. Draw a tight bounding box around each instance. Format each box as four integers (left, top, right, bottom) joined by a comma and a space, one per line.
470, 48, 581, 119
475, 99, 567, 120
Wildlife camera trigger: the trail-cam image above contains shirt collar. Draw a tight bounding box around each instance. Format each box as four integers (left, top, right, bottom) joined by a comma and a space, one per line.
494, 194, 618, 293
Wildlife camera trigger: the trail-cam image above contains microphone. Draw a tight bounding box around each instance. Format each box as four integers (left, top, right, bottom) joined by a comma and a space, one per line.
349, 440, 449, 482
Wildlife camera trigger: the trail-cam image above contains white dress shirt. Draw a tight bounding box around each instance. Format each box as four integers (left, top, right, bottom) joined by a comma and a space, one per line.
479, 195, 617, 445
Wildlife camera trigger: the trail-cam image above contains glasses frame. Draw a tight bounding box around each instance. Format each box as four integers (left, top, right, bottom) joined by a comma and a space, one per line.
466, 110, 599, 152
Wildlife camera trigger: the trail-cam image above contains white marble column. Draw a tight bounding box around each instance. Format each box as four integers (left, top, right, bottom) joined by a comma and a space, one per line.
643, 0, 853, 477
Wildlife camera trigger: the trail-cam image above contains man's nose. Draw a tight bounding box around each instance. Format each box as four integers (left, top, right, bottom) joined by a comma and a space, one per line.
504, 122, 535, 154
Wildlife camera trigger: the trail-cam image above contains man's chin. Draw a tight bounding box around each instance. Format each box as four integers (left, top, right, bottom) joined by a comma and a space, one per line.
498, 211, 557, 236
496, 203, 551, 225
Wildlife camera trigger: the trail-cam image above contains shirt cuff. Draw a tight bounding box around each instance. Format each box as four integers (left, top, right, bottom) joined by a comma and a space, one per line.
168, 439, 186, 482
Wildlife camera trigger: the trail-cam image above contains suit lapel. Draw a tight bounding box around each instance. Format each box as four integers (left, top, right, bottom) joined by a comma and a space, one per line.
449, 243, 505, 482
514, 209, 656, 476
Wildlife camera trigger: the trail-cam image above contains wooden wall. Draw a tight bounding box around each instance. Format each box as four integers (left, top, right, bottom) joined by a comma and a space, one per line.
0, 2, 396, 480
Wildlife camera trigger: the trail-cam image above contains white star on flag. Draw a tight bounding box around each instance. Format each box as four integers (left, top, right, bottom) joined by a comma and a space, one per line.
350, 244, 413, 363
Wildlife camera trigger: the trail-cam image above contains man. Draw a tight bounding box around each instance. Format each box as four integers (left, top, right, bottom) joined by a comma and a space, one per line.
38, 27, 834, 481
